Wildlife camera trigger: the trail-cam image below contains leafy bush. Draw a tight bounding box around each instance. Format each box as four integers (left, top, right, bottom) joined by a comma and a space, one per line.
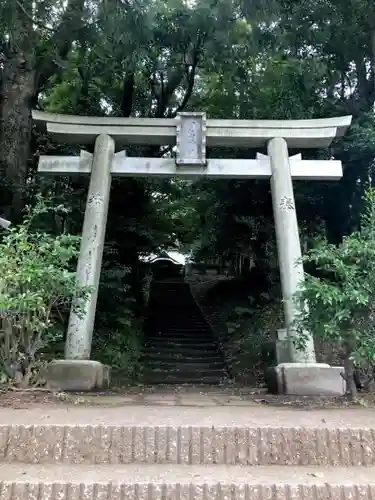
0, 198, 88, 388
225, 296, 283, 383
295, 188, 375, 398
92, 314, 143, 383
92, 262, 143, 383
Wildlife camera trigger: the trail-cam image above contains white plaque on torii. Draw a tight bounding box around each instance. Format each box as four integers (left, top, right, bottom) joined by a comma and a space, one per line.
176, 112, 207, 166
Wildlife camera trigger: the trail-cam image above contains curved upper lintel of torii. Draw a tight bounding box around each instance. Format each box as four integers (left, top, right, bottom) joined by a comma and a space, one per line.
32, 110, 352, 150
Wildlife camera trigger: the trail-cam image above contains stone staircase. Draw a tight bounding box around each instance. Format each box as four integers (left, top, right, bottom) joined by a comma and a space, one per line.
1, 405, 375, 498
142, 281, 227, 384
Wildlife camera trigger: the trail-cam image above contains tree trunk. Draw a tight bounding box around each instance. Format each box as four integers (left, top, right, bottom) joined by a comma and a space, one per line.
343, 341, 357, 400
0, 0, 86, 221
0, 0, 36, 222
370, 9, 375, 104
130, 253, 145, 317
0, 52, 36, 221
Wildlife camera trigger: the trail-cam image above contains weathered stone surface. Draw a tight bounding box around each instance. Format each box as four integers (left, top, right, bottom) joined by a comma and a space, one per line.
45, 360, 110, 391
266, 363, 344, 395
1, 464, 375, 500
37, 155, 345, 180
176, 112, 206, 166
2, 401, 375, 500
275, 328, 290, 364
269, 137, 316, 363
1, 423, 375, 466
65, 134, 115, 360
0, 216, 11, 229
33, 110, 352, 149
269, 363, 346, 396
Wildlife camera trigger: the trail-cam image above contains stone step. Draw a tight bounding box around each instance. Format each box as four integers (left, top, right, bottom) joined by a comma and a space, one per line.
145, 341, 217, 349
150, 306, 200, 310
149, 304, 200, 309
145, 332, 216, 344
144, 342, 218, 358
143, 345, 221, 360
143, 354, 224, 363
151, 325, 210, 328
143, 376, 224, 384
143, 373, 225, 384
144, 360, 226, 369
149, 323, 208, 329
2, 407, 375, 466
147, 333, 212, 339
151, 300, 191, 303
147, 328, 212, 334
149, 324, 209, 329
144, 365, 225, 374
155, 333, 213, 336
146, 334, 214, 341
151, 316, 205, 321
1, 464, 374, 500
143, 370, 225, 378
150, 308, 201, 312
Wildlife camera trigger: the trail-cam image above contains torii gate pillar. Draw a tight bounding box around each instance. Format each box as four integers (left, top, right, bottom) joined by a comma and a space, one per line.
268, 137, 316, 364
65, 134, 114, 360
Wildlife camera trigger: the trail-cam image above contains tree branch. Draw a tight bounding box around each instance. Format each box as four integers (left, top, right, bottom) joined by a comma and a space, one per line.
154, 66, 185, 118
16, 1, 54, 33
35, 0, 86, 92
156, 145, 174, 158
168, 33, 204, 117
77, 64, 89, 105
120, 72, 135, 117
173, 52, 199, 116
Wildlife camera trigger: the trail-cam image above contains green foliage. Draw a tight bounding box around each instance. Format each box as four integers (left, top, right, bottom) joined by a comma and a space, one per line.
225, 296, 283, 379
295, 189, 375, 394
202, 278, 283, 383
92, 317, 143, 383
0, 197, 88, 387
92, 262, 143, 382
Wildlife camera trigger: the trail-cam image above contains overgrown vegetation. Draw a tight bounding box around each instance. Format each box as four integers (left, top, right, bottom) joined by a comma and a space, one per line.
92, 265, 144, 382
0, 199, 88, 387
295, 189, 375, 398
198, 279, 283, 384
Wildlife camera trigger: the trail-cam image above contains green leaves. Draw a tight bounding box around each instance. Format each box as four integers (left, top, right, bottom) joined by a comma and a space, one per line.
295, 188, 375, 371
0, 198, 88, 387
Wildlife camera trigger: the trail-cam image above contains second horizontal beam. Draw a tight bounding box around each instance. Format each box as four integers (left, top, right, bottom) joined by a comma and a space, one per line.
38, 156, 343, 181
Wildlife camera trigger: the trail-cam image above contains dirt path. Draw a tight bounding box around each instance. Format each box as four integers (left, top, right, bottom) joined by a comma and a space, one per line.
1, 384, 375, 410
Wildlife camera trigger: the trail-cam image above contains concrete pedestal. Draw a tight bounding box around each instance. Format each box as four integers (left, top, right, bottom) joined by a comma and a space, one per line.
45, 360, 111, 391
266, 363, 346, 396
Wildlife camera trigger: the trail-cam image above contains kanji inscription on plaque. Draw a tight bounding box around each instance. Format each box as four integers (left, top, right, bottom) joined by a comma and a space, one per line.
176, 112, 206, 166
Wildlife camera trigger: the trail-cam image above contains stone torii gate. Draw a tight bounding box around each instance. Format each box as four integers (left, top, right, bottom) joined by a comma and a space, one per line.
33, 110, 352, 394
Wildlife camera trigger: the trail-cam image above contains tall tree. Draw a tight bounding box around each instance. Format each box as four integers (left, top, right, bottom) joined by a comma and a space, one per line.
0, 0, 88, 219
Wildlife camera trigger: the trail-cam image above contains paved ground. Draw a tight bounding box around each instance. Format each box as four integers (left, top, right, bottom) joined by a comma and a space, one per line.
3, 388, 375, 499
1, 403, 375, 427
1, 463, 375, 484
2, 384, 374, 410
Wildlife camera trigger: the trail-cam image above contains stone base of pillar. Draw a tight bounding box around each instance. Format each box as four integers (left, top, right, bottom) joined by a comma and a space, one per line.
45, 360, 111, 392
265, 363, 346, 396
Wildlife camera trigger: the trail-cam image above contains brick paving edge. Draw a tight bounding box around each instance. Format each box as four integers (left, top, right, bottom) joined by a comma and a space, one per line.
1, 482, 375, 500
1, 425, 375, 466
